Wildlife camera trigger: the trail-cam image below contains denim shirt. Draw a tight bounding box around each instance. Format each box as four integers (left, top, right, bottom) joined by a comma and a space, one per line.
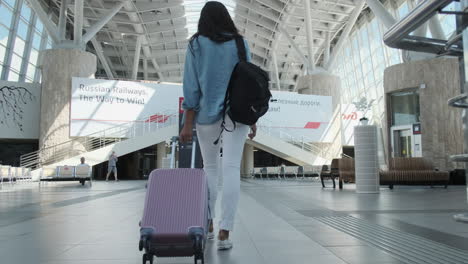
182, 35, 251, 125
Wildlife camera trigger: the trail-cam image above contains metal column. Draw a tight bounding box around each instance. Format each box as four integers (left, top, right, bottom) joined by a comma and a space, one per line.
143, 58, 148, 80
58, 0, 68, 40
428, 15, 446, 40
324, 31, 331, 66
452, 0, 468, 223
74, 0, 83, 46
271, 51, 281, 90
132, 35, 143, 80
303, 0, 315, 72
365, 0, 396, 28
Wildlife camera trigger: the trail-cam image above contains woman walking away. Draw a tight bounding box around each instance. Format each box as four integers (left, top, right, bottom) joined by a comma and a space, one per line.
179, 1, 257, 251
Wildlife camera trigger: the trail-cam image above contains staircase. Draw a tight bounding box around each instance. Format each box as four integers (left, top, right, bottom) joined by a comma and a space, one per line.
20, 111, 179, 179
251, 118, 334, 166
21, 114, 335, 180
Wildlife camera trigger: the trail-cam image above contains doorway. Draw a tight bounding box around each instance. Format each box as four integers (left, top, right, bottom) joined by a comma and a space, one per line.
391, 125, 415, 158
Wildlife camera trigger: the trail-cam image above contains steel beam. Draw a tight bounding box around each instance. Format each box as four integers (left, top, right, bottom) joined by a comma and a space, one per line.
91, 38, 114, 79
279, 26, 311, 73
82, 1, 125, 44
365, 0, 396, 29
325, 0, 365, 70
25, 0, 60, 43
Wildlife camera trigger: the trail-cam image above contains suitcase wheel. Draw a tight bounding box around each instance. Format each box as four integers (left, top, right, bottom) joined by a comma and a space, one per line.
143, 253, 154, 264
138, 240, 143, 251
194, 254, 204, 264
193, 236, 204, 264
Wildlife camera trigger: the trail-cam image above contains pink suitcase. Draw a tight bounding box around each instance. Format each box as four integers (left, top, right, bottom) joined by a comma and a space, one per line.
139, 137, 208, 264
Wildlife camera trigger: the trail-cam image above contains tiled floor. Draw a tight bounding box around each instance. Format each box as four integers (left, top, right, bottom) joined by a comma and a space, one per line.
0, 178, 467, 264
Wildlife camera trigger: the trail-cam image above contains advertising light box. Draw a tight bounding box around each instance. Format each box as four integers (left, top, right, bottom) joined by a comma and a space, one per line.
71, 78, 334, 143
70, 78, 183, 137
261, 91, 333, 143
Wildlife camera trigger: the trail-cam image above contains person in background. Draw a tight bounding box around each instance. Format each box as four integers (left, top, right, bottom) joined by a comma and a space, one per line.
179, 1, 256, 250
106, 151, 118, 181
77, 157, 88, 167
76, 157, 92, 179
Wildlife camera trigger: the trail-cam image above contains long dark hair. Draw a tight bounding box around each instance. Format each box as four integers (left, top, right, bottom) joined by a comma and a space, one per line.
189, 1, 240, 46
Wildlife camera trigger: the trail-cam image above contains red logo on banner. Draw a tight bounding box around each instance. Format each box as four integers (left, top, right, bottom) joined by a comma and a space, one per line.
342, 112, 358, 120
304, 122, 321, 129
145, 114, 170, 123
179, 97, 184, 114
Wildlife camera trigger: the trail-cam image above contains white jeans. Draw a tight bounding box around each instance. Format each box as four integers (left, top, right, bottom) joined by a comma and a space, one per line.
196, 116, 249, 231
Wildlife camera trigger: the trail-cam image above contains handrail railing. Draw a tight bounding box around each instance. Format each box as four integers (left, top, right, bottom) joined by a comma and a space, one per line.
256, 118, 335, 160
20, 110, 178, 169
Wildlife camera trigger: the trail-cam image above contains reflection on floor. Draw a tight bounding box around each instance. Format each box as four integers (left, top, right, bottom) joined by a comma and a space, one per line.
0, 178, 467, 264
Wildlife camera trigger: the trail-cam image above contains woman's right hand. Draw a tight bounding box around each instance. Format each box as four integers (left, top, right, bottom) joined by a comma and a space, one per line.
179, 124, 193, 143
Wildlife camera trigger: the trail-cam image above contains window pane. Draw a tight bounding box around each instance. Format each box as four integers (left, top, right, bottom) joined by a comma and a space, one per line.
3, 0, 16, 8
0, 45, 5, 64
0, 25, 8, 46
17, 20, 28, 39
29, 48, 38, 65
26, 63, 35, 80
0, 4, 13, 27
398, 3, 409, 19
391, 90, 420, 126
10, 53, 22, 71
14, 37, 25, 55
32, 32, 41, 49
35, 20, 43, 33
8, 70, 19, 81
21, 2, 31, 21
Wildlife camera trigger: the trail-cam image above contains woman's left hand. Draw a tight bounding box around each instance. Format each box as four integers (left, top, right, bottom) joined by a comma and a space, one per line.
248, 124, 257, 140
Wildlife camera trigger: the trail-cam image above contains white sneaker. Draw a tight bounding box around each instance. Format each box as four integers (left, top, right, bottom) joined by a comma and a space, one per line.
207, 231, 215, 240
217, 239, 233, 250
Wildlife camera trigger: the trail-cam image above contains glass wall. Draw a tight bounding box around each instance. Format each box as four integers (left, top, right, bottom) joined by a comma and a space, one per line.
332, 0, 458, 126
332, 4, 402, 124
0, 0, 52, 83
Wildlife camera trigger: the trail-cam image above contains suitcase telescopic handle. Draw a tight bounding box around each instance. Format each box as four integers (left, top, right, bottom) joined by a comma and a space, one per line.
170, 136, 197, 169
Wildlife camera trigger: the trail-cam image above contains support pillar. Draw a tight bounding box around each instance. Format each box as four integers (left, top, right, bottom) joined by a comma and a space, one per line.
156, 142, 166, 169
39, 49, 96, 162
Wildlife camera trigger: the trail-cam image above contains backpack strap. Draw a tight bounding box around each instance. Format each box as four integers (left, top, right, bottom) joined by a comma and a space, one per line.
213, 88, 236, 145
235, 36, 247, 62
213, 37, 244, 145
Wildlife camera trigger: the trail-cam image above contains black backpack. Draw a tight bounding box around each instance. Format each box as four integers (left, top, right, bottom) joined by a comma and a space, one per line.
214, 37, 271, 144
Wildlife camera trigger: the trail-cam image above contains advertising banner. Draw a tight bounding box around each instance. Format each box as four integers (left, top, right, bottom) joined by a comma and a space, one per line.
261, 91, 333, 142
0, 80, 41, 139
70, 78, 183, 137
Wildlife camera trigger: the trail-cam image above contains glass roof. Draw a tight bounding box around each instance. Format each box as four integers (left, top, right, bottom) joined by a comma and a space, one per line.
183, 0, 237, 37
